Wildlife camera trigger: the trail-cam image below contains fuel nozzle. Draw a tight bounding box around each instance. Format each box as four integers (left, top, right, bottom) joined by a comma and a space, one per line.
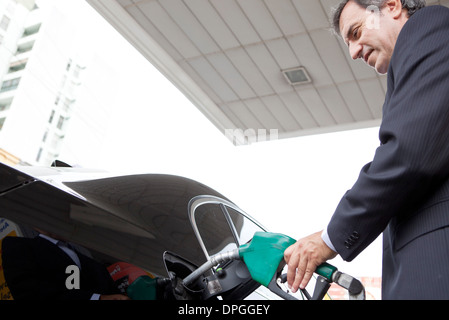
182, 232, 296, 299
182, 232, 365, 300
238, 232, 296, 287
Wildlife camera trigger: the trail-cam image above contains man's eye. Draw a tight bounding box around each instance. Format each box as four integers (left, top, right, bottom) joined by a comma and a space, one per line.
353, 28, 359, 38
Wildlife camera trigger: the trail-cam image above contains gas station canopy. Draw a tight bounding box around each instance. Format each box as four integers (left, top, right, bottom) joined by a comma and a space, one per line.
87, 0, 386, 144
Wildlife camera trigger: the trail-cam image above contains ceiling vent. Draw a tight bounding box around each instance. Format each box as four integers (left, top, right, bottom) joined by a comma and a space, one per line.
282, 67, 312, 85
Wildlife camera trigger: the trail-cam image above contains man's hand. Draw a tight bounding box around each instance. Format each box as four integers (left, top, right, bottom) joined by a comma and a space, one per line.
284, 230, 337, 293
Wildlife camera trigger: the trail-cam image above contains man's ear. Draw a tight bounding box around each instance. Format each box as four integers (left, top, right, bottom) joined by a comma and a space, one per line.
384, 0, 405, 19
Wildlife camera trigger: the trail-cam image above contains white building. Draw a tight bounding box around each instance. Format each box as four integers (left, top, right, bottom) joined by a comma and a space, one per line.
0, 0, 85, 165
0, 1, 30, 82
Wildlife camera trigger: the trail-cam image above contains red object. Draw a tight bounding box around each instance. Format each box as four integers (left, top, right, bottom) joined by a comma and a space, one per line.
107, 262, 153, 284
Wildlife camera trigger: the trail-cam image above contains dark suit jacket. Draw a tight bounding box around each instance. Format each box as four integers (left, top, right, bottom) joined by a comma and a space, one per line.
327, 6, 449, 299
1, 236, 118, 300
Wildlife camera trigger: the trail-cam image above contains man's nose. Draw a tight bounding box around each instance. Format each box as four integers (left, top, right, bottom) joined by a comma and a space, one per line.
349, 42, 363, 60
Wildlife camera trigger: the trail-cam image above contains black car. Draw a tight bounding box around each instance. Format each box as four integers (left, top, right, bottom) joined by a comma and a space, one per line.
0, 162, 364, 300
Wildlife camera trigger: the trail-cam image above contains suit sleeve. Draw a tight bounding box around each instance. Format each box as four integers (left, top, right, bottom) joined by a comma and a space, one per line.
1, 237, 43, 299
327, 8, 449, 261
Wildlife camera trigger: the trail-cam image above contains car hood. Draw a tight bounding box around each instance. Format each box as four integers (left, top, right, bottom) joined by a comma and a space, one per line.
0, 163, 245, 276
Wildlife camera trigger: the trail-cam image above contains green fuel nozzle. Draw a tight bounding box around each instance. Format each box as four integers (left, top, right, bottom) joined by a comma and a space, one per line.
238, 231, 296, 287
238, 232, 339, 286
183, 231, 364, 300
183, 231, 337, 288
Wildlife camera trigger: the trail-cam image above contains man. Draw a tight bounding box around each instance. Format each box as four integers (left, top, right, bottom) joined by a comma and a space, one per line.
1, 229, 129, 300
284, 0, 449, 299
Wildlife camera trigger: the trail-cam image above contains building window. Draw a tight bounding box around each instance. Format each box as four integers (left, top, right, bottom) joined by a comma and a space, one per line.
42, 130, 48, 142
0, 78, 21, 93
0, 15, 10, 31
0, 102, 11, 112
0, 117, 6, 131
16, 41, 34, 54
36, 148, 42, 162
48, 110, 55, 124
8, 59, 28, 73
56, 115, 65, 130
22, 23, 41, 37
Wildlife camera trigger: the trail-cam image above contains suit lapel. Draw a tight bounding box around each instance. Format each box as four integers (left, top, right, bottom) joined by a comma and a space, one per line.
34, 236, 77, 268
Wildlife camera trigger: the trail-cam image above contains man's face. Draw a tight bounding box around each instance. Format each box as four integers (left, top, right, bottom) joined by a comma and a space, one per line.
339, 0, 399, 74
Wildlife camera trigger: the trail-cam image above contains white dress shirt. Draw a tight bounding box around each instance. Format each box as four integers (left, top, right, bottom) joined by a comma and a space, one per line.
321, 228, 337, 252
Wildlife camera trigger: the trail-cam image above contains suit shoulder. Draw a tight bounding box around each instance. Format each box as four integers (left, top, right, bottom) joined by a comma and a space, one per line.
402, 5, 449, 33
2, 236, 34, 250
2, 236, 30, 244
392, 6, 449, 68
419, 5, 449, 18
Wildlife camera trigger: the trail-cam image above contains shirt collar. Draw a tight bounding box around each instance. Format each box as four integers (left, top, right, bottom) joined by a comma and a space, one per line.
38, 233, 59, 245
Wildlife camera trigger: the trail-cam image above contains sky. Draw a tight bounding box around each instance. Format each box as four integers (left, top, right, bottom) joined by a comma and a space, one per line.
36, 0, 383, 278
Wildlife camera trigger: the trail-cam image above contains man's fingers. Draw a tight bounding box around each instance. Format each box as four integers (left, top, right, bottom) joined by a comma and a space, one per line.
300, 264, 317, 290
291, 265, 304, 293
283, 243, 294, 263
286, 245, 307, 293
286, 246, 300, 290
289, 261, 318, 292
284, 231, 336, 293
285, 247, 319, 292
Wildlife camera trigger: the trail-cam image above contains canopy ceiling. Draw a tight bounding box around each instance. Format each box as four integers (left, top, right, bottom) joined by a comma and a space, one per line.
86, 0, 447, 144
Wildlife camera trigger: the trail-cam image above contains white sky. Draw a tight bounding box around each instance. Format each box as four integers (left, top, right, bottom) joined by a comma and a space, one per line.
37, 0, 383, 278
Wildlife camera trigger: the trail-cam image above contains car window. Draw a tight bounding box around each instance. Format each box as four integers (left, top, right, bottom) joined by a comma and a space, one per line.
225, 206, 265, 245
195, 203, 238, 256
193, 200, 265, 258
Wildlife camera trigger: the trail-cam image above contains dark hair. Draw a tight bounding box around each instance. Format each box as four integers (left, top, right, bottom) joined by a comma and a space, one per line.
331, 0, 427, 35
